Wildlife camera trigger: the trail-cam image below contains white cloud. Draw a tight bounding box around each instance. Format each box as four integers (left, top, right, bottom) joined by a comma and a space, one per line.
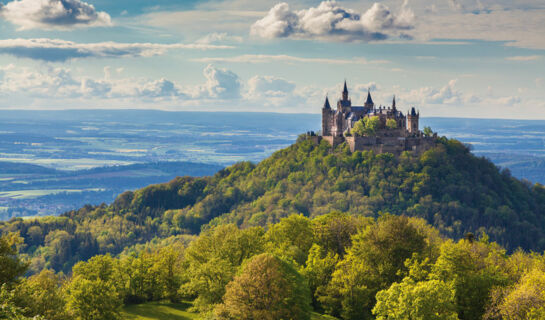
193, 54, 389, 65
251, 1, 415, 42
246, 75, 295, 98
0, 0, 112, 30
195, 32, 243, 44
0, 38, 233, 62
505, 55, 542, 61
199, 64, 241, 99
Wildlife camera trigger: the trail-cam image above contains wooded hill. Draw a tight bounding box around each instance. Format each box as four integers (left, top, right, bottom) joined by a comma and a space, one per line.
2, 135, 545, 273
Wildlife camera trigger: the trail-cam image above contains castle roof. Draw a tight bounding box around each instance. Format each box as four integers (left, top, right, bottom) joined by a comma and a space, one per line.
323, 96, 331, 109
343, 80, 348, 94
365, 90, 374, 105
411, 107, 417, 116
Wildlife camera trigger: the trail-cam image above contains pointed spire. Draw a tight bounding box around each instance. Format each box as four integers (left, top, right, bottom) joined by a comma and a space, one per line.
323, 95, 331, 109
392, 95, 396, 111
342, 80, 349, 101
365, 89, 374, 105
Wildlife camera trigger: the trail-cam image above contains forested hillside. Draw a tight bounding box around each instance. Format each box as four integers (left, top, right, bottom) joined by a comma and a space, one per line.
4, 214, 545, 320
2, 135, 545, 274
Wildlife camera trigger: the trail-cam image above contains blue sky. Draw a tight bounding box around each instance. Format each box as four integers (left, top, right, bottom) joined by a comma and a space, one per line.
0, 0, 543, 118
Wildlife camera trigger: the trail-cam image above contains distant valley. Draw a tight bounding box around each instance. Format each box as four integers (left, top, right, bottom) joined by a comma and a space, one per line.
0, 110, 544, 219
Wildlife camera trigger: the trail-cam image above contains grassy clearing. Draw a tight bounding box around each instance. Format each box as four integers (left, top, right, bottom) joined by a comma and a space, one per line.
121, 301, 337, 320
121, 301, 198, 320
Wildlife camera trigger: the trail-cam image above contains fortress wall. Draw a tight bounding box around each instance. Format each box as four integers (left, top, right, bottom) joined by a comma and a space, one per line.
323, 136, 345, 148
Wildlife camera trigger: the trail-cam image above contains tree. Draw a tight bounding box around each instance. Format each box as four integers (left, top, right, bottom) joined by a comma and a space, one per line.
65, 276, 122, 320
374, 278, 458, 320
497, 269, 545, 319
0, 233, 28, 286
265, 214, 314, 266
183, 224, 265, 311
431, 238, 509, 320
386, 119, 397, 130
352, 116, 380, 137
10, 269, 70, 320
303, 244, 339, 310
319, 215, 430, 319
423, 126, 433, 137
215, 253, 311, 320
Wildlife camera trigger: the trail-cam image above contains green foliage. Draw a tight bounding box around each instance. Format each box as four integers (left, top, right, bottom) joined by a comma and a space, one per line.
386, 118, 397, 129
0, 233, 28, 286
8, 269, 70, 320
215, 253, 311, 320
373, 278, 458, 320
65, 275, 122, 320
423, 126, 434, 137
3, 136, 545, 276
265, 214, 314, 266
431, 238, 510, 320
352, 116, 380, 136
319, 215, 431, 319
182, 224, 265, 312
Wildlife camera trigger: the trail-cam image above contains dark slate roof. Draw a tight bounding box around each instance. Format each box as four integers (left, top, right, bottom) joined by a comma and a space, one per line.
323, 96, 331, 109
411, 107, 417, 116
351, 106, 365, 112
343, 80, 348, 94
366, 90, 374, 105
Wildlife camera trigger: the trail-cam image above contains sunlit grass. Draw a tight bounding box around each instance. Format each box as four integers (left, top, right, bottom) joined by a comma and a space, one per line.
121, 301, 338, 320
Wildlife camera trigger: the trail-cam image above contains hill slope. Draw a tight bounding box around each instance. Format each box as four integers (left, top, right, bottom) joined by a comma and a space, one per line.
2, 136, 545, 272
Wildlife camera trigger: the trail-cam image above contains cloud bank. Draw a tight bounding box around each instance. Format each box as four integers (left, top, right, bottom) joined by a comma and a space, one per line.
251, 1, 415, 42
0, 0, 111, 30
0, 38, 233, 62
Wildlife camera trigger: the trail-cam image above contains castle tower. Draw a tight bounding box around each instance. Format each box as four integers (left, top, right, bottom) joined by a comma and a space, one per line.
322, 96, 332, 136
364, 89, 374, 111
342, 80, 348, 101
392, 96, 397, 113
338, 80, 351, 113
407, 107, 419, 133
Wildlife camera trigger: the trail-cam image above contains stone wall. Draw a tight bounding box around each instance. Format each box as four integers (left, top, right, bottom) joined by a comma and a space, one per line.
324, 134, 437, 155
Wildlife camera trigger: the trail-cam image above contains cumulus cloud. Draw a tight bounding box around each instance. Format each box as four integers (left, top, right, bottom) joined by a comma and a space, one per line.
402, 79, 464, 105
0, 0, 112, 30
246, 75, 295, 98
0, 38, 233, 62
199, 64, 241, 99
251, 1, 415, 42
0, 64, 235, 101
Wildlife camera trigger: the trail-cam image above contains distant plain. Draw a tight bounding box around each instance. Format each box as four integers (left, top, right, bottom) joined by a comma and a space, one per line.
0, 110, 543, 219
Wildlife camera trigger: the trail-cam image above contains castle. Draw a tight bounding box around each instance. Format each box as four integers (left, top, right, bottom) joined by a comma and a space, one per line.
316, 81, 436, 155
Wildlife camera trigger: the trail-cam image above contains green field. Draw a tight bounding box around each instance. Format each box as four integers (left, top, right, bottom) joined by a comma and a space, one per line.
121, 302, 198, 320
121, 301, 338, 319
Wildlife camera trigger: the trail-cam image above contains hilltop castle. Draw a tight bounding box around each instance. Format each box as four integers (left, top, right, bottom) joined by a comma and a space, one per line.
316, 81, 436, 155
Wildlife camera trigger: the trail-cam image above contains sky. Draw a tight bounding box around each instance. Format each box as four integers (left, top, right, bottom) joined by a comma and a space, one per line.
0, 0, 543, 118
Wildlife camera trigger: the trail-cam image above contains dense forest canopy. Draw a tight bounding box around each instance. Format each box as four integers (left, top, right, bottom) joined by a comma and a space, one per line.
3, 214, 545, 320
1, 135, 545, 274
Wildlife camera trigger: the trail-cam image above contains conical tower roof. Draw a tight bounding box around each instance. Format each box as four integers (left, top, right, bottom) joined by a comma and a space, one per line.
365, 89, 374, 105
323, 96, 331, 109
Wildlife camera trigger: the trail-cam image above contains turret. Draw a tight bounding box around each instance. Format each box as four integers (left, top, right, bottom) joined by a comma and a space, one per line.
342, 80, 349, 101
392, 95, 396, 113
322, 96, 332, 136
364, 89, 374, 110
407, 107, 419, 133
